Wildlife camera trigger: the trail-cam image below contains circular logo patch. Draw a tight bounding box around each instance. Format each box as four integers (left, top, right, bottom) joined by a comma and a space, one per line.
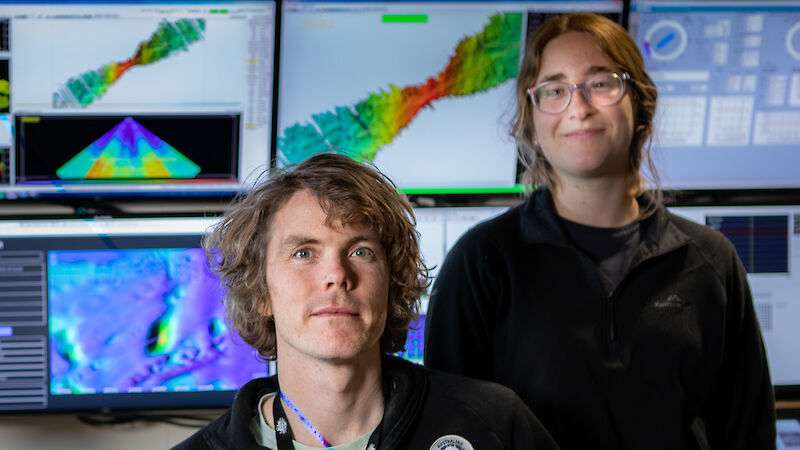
429, 434, 475, 450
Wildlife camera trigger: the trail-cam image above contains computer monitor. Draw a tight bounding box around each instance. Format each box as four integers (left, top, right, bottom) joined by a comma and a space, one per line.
276, 0, 624, 195
778, 418, 800, 448
629, 1, 800, 189
0, 216, 270, 413
0, 204, 511, 412
1, 0, 276, 199
400, 204, 509, 363
668, 204, 800, 397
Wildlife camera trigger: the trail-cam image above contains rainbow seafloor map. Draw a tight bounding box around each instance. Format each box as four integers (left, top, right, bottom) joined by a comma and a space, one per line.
56, 116, 200, 179
52, 18, 205, 108
278, 11, 522, 165
0, 77, 8, 111
48, 248, 266, 395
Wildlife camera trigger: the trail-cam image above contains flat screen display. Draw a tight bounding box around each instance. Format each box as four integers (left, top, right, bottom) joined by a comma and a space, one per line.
276, 0, 624, 194
0, 204, 510, 412
630, 1, 800, 189
400, 205, 509, 363
0, 1, 275, 199
669, 204, 800, 394
0, 216, 271, 413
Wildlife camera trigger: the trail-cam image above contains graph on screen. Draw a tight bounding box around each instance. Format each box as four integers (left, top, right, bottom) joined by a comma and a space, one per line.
669, 204, 800, 387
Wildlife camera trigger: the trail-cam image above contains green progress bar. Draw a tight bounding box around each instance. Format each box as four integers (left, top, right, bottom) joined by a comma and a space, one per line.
382, 14, 428, 23
400, 185, 527, 195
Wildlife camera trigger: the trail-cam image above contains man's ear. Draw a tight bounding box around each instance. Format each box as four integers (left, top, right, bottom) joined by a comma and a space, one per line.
256, 295, 271, 317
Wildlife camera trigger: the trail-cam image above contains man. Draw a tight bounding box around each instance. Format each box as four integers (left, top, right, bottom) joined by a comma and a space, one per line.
173, 153, 557, 450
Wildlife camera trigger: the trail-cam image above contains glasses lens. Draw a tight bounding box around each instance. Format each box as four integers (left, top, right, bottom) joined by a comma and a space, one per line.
533, 82, 570, 114
529, 73, 626, 114
586, 73, 623, 106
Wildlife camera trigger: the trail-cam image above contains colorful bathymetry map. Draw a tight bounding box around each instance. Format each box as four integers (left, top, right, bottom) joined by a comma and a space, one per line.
278, 12, 522, 165
0, 78, 8, 112
56, 116, 200, 179
0, 148, 7, 183
48, 248, 267, 395
53, 18, 205, 108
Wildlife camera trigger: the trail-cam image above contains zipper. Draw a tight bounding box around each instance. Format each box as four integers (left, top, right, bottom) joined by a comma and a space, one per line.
604, 256, 647, 366
577, 248, 622, 364
605, 263, 637, 366
605, 288, 620, 364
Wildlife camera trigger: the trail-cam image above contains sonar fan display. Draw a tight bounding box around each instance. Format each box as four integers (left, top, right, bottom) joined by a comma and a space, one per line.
56, 117, 201, 180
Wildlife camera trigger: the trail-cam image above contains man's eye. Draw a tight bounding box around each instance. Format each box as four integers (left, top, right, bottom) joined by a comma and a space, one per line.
293, 249, 311, 258
351, 247, 374, 258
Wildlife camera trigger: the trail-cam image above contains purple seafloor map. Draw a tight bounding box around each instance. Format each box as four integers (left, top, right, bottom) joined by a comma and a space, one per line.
47, 247, 267, 395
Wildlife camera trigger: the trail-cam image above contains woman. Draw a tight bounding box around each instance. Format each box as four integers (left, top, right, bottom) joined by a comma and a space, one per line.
424, 13, 776, 450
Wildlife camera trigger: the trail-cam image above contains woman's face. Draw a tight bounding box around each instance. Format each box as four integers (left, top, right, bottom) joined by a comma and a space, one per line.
531, 31, 635, 187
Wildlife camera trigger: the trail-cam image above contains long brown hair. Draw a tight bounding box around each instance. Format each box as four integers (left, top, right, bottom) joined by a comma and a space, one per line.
510, 13, 661, 210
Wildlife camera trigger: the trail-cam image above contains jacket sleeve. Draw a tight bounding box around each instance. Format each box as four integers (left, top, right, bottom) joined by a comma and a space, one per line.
508, 390, 560, 450
703, 244, 776, 449
423, 226, 503, 381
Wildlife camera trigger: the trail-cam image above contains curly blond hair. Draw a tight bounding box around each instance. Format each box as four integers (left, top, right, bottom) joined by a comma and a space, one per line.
204, 153, 429, 360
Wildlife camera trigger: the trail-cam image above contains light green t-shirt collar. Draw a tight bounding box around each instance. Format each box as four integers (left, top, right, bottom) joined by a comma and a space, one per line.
250, 393, 375, 450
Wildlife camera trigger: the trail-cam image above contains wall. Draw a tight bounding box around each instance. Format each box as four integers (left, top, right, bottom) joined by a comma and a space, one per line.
0, 411, 223, 449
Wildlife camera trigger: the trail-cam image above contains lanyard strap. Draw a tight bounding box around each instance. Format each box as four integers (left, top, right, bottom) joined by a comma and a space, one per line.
279, 391, 331, 447
272, 388, 383, 450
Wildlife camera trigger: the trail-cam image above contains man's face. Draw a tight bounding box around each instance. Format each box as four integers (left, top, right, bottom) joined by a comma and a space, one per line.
265, 189, 389, 365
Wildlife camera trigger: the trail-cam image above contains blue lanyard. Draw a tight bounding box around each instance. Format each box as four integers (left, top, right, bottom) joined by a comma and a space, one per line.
272, 387, 384, 450
279, 391, 332, 447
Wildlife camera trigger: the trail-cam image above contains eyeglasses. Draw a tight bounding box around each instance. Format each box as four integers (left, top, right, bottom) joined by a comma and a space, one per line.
527, 72, 630, 115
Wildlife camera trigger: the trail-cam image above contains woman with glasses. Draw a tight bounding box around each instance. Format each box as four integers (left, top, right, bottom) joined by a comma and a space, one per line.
424, 12, 775, 450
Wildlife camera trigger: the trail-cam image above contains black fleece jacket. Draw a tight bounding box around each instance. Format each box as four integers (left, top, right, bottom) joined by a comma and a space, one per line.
424, 189, 776, 450
172, 355, 558, 449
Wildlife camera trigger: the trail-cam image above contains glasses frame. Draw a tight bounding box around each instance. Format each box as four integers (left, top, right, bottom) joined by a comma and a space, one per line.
527, 72, 631, 115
